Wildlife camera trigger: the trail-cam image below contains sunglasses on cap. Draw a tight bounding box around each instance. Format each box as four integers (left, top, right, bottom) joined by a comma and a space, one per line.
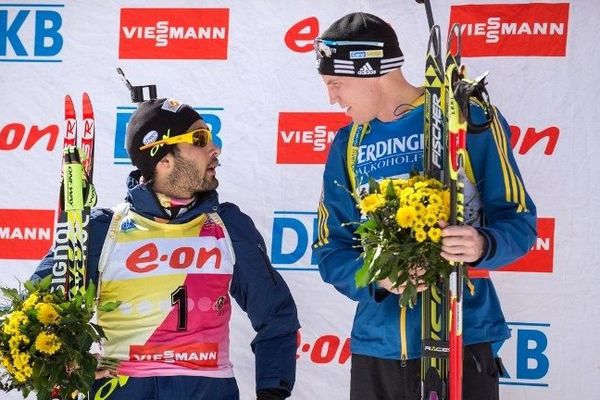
314, 38, 384, 58
139, 128, 213, 153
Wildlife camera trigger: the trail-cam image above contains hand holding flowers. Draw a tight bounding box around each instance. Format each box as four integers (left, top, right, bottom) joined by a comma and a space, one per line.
0, 275, 119, 400
353, 175, 470, 308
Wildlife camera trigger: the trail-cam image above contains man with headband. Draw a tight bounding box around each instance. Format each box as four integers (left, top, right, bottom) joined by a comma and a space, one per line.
32, 98, 299, 400
312, 12, 536, 400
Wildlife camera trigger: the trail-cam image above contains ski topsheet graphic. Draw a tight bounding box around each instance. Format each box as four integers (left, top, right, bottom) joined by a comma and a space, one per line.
51, 94, 96, 300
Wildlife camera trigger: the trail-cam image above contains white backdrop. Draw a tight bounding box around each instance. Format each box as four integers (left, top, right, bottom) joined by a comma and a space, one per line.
0, 1, 598, 399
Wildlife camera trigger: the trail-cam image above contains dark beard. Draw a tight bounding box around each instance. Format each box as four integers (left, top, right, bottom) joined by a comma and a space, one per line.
166, 152, 218, 197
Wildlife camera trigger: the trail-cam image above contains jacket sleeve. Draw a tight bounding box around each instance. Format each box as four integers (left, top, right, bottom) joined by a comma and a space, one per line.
311, 128, 377, 302
30, 207, 113, 287
466, 105, 537, 269
221, 203, 299, 397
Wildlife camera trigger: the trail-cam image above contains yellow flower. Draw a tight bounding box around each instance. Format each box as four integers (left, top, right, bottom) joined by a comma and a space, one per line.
35, 303, 60, 325
429, 193, 442, 206
415, 229, 427, 243
396, 206, 416, 228
43, 294, 55, 303
413, 203, 426, 218
22, 293, 39, 310
428, 227, 442, 243
413, 219, 426, 231
414, 180, 430, 190
359, 194, 385, 214
3, 310, 29, 335
424, 213, 438, 227
442, 191, 451, 209
438, 212, 449, 222
35, 331, 62, 355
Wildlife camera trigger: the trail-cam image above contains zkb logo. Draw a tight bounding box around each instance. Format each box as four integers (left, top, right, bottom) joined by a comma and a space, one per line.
0, 5, 63, 62
496, 322, 550, 387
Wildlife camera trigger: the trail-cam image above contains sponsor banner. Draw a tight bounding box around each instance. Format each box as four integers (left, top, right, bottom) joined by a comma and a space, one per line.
271, 211, 318, 270
499, 218, 554, 273
0, 209, 54, 260
285, 16, 319, 53
510, 125, 559, 156
497, 322, 550, 387
119, 8, 229, 59
130, 342, 219, 368
114, 106, 224, 165
277, 112, 350, 164
0, 3, 64, 62
296, 330, 350, 365
0, 122, 60, 151
449, 3, 569, 57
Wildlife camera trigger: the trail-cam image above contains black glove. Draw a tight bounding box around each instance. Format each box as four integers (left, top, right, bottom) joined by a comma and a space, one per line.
256, 388, 289, 400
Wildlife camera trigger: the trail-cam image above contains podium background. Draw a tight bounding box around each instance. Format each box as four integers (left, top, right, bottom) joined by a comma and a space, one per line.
1, 1, 598, 399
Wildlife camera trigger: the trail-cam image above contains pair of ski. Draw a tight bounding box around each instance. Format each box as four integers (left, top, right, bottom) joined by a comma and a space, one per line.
50, 94, 96, 301
417, 1, 486, 399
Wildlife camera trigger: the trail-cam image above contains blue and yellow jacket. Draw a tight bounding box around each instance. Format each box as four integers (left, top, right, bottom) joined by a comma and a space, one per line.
313, 98, 536, 361
33, 176, 299, 397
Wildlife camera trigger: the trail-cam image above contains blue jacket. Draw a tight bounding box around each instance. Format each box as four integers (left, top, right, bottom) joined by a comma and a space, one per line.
313, 99, 537, 360
33, 176, 299, 397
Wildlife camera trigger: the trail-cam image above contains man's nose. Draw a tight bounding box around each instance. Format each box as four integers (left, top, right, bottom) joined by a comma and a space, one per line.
207, 141, 221, 157
327, 87, 338, 105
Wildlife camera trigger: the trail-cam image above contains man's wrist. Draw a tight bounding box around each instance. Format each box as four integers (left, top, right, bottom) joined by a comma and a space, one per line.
256, 388, 289, 400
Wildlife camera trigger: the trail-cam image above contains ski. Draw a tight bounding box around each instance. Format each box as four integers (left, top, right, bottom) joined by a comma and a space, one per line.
417, 1, 464, 400
444, 24, 466, 400
50, 93, 96, 300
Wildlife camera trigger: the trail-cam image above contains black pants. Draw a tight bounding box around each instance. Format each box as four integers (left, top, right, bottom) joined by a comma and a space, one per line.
350, 343, 501, 400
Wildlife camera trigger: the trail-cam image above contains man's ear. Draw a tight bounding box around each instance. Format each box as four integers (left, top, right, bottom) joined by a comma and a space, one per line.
154, 152, 174, 176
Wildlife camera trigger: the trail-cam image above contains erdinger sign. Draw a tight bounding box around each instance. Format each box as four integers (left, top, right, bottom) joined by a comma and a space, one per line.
449, 3, 569, 57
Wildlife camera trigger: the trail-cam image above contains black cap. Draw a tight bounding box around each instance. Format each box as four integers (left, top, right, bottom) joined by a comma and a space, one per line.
315, 12, 404, 77
125, 98, 202, 180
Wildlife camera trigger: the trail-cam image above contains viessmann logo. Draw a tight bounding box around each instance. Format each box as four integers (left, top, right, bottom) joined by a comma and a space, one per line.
449, 3, 570, 57
277, 112, 350, 164
0, 209, 54, 260
119, 8, 229, 59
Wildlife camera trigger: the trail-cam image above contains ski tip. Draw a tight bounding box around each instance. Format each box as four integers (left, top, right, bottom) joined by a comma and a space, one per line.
82, 92, 94, 115
64, 95, 76, 117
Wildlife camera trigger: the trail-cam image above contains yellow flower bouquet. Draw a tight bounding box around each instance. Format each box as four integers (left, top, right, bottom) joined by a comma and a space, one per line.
354, 175, 465, 307
0, 275, 119, 400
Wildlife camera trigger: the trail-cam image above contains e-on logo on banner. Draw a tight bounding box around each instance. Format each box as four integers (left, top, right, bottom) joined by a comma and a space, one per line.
0, 3, 63, 62
113, 106, 224, 165
277, 112, 350, 164
449, 3, 569, 57
119, 8, 229, 59
496, 322, 550, 387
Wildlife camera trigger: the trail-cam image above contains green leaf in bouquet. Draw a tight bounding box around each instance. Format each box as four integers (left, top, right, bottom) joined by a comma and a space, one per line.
23, 280, 36, 294
98, 300, 122, 313
401, 282, 418, 308
0, 287, 21, 304
85, 281, 97, 307
385, 179, 397, 200
368, 177, 379, 194
38, 275, 53, 291
355, 261, 372, 288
